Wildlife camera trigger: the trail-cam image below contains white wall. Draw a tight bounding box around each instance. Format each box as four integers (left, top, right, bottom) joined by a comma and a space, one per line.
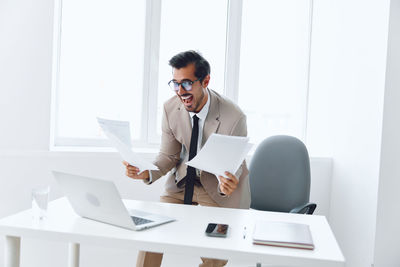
0, 0, 333, 266
0, 0, 53, 151
373, 0, 400, 266
307, 0, 390, 267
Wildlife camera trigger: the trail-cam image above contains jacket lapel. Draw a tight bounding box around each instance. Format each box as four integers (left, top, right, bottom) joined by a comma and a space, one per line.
178, 103, 192, 152
202, 89, 220, 147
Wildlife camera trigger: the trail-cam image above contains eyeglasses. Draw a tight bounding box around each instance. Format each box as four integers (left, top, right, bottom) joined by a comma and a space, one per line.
168, 78, 201, 91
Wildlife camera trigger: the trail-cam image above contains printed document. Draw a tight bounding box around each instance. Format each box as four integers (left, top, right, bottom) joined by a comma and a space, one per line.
186, 133, 252, 179
97, 117, 158, 172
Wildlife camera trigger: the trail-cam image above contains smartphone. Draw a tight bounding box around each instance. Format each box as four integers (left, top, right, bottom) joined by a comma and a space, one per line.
205, 223, 229, 237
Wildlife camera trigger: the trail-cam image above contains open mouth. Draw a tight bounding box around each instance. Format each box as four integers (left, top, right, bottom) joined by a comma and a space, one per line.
181, 94, 193, 106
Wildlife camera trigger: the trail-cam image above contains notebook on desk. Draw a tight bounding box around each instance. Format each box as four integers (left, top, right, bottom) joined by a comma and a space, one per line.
252, 221, 314, 250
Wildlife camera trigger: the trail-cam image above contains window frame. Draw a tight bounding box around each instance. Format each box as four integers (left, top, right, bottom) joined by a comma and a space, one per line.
50, 0, 313, 149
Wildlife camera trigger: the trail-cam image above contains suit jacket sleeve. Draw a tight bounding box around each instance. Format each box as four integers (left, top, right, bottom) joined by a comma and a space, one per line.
145, 104, 182, 184
230, 114, 247, 179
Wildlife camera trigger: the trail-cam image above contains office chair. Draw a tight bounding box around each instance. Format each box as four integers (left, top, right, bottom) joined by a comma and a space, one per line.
249, 135, 316, 267
249, 135, 316, 215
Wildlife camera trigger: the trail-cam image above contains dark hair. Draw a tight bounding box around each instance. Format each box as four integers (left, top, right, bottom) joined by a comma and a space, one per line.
168, 50, 210, 82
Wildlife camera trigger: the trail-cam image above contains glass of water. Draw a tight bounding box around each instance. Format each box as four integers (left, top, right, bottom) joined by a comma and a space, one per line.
32, 186, 50, 220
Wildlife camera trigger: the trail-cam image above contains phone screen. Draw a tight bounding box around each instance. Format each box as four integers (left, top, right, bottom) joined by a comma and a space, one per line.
205, 223, 229, 237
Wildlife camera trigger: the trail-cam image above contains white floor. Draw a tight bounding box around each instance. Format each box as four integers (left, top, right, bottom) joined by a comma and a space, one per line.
12, 238, 256, 267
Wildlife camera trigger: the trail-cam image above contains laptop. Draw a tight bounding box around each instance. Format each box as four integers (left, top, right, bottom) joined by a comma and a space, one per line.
53, 171, 175, 231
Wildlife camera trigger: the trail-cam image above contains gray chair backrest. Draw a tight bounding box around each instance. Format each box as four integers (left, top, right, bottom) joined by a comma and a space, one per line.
249, 135, 311, 212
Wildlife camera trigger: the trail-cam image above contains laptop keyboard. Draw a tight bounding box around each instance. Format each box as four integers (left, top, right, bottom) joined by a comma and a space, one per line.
131, 216, 153, 225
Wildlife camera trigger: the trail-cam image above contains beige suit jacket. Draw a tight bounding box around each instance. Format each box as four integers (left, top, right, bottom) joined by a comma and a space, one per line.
148, 89, 250, 209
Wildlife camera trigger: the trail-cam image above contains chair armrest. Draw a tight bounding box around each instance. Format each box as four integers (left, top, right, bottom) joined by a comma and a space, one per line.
290, 202, 317, 215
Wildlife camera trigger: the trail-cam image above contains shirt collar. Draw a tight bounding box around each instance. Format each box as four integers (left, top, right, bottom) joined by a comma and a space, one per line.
189, 90, 210, 121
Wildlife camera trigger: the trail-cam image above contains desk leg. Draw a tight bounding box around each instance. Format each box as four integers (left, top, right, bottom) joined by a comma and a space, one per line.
68, 243, 80, 267
5, 236, 21, 267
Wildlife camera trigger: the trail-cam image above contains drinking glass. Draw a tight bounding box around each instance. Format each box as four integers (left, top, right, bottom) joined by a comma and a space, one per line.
32, 186, 50, 220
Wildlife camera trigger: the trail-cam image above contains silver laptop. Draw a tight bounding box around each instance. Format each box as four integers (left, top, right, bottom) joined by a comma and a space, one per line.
53, 171, 175, 231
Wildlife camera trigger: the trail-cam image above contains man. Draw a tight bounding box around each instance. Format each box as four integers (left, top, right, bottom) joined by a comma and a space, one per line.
124, 50, 250, 267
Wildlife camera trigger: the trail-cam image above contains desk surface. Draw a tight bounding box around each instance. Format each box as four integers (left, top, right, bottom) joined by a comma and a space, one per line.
0, 198, 344, 267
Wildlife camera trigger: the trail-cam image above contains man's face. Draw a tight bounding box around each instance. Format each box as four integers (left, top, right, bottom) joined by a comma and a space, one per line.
172, 63, 209, 113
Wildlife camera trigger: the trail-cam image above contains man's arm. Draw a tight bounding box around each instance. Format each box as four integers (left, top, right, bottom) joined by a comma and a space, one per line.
145, 104, 182, 184
124, 104, 181, 184
230, 114, 247, 137
230, 114, 247, 178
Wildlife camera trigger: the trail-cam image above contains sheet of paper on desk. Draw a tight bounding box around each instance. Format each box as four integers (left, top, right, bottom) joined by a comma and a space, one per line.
186, 133, 252, 179
97, 117, 158, 172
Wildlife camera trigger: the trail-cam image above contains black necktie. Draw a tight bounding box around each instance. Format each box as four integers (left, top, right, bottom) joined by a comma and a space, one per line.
184, 115, 199, 205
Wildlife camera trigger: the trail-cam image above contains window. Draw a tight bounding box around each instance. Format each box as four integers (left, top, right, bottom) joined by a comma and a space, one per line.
154, 0, 228, 139
239, 0, 312, 145
52, 0, 313, 148
54, 0, 146, 146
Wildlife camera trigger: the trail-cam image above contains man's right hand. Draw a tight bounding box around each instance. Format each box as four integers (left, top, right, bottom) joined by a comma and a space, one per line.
122, 161, 150, 180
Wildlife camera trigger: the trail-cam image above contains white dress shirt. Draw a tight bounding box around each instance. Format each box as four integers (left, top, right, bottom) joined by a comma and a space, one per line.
188, 92, 210, 176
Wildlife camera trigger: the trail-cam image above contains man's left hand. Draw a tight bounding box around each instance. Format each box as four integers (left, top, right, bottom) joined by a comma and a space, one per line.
218, 171, 239, 195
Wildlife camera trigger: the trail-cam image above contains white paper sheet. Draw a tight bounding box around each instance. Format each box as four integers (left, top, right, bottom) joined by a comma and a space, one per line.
186, 133, 252, 180
97, 117, 132, 147
97, 117, 158, 172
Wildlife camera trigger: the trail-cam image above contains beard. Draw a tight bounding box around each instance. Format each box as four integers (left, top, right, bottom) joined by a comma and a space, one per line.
182, 88, 206, 113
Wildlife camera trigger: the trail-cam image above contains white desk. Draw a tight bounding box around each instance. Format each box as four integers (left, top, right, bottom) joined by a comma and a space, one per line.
0, 198, 344, 267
